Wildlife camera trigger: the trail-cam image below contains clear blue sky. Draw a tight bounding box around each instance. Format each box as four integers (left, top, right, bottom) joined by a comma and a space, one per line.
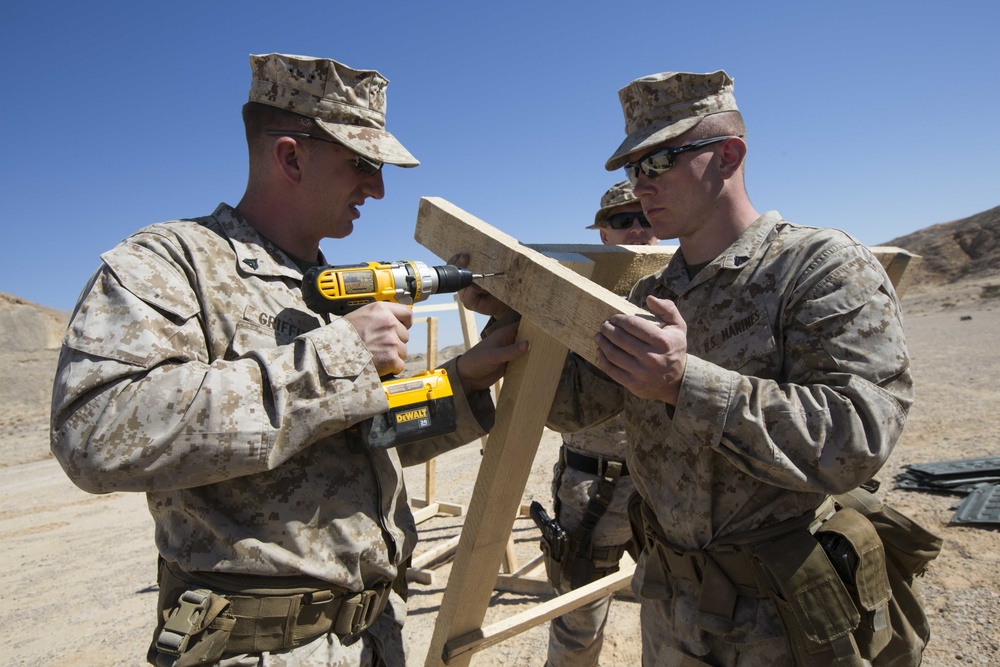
3, 1, 998, 350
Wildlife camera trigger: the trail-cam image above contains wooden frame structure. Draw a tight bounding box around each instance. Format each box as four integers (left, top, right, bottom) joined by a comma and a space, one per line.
412, 196, 922, 666
404, 309, 464, 585
408, 301, 521, 581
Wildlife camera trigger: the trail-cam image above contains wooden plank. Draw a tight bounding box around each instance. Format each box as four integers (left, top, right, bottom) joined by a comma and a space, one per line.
416, 200, 920, 367
455, 296, 496, 453
492, 573, 552, 596
493, 553, 549, 595
407, 567, 435, 586
412, 502, 441, 524
413, 303, 460, 313
426, 317, 439, 503
421, 317, 572, 667
508, 552, 545, 578
411, 497, 463, 511
528, 243, 676, 296
501, 531, 519, 575
434, 501, 465, 516
412, 535, 462, 569
415, 197, 646, 369
529, 243, 921, 298
442, 564, 636, 663
869, 246, 923, 298
455, 296, 480, 349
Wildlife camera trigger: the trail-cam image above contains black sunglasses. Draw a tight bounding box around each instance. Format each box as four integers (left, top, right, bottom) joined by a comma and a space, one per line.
624, 135, 743, 186
605, 211, 651, 230
263, 130, 383, 176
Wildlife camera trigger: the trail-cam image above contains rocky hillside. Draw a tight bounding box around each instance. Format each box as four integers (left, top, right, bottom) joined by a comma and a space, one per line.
0, 292, 69, 352
0, 293, 70, 464
881, 204, 1000, 290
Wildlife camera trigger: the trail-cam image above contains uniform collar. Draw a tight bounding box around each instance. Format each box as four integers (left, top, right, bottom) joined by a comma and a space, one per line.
660, 211, 783, 291
212, 203, 326, 279
716, 210, 783, 270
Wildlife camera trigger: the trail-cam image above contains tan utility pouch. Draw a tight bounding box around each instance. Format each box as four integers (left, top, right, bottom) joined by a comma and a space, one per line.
834, 488, 942, 582
815, 507, 892, 658
833, 488, 943, 665
751, 528, 866, 666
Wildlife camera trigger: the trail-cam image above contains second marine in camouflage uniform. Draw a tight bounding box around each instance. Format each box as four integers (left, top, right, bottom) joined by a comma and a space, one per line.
548, 71, 916, 666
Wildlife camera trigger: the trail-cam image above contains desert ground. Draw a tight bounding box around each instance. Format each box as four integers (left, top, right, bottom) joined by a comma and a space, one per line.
2, 276, 999, 666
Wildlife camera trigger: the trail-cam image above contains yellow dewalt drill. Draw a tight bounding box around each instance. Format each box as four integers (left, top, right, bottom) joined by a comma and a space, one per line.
301, 260, 500, 449
302, 260, 497, 315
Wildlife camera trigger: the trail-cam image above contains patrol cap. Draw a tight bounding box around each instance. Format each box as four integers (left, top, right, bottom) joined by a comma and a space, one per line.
587, 180, 638, 229
248, 53, 418, 167
605, 70, 736, 171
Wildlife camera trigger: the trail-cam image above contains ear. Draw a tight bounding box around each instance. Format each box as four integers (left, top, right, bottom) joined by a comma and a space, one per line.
272, 136, 304, 185
718, 137, 747, 180
600, 228, 612, 245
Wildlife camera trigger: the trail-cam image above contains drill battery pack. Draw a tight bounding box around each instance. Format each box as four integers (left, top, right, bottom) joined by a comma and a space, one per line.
356, 369, 457, 449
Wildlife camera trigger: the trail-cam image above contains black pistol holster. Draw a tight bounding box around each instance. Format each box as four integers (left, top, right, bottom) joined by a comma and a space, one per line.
540, 457, 630, 590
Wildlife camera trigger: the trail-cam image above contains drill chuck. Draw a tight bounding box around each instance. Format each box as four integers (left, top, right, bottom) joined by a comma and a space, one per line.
429, 264, 477, 295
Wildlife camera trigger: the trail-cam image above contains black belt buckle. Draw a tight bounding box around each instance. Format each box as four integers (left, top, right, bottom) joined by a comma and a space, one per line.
564, 448, 629, 477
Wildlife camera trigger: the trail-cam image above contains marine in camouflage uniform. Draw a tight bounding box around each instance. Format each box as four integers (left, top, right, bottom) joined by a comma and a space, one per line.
50, 53, 525, 667
544, 181, 658, 667
546, 72, 917, 666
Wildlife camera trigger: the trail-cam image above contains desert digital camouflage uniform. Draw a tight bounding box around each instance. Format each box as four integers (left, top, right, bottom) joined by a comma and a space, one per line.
546, 416, 635, 667
545, 69, 916, 666
50, 54, 497, 667
51, 204, 495, 664
549, 209, 913, 665
545, 181, 646, 667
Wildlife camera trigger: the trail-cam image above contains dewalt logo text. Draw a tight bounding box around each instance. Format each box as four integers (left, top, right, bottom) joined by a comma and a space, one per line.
396, 408, 429, 424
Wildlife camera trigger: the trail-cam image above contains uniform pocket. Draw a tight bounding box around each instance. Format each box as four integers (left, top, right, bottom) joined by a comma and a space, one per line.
66, 246, 200, 367
227, 318, 280, 360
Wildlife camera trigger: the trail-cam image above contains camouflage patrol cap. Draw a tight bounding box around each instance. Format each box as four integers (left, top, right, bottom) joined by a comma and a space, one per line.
248, 53, 418, 167
605, 70, 737, 171
587, 180, 638, 229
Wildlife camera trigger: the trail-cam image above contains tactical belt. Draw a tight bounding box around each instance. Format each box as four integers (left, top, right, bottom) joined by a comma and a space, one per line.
636, 496, 837, 635
154, 560, 391, 661
563, 447, 630, 477
640, 497, 835, 592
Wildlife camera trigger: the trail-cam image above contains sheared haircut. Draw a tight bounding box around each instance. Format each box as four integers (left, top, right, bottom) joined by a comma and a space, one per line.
242, 102, 320, 155
688, 111, 746, 142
